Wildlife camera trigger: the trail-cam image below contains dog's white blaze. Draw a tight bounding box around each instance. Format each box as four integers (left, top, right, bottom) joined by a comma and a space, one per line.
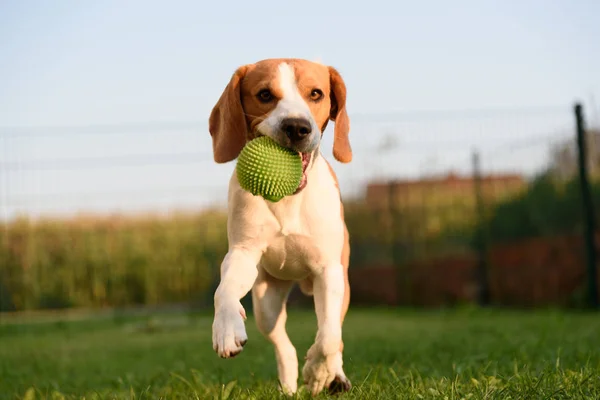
256, 62, 319, 141
276, 62, 312, 118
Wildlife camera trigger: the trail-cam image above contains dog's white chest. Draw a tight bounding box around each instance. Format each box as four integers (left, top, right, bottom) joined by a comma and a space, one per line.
257, 194, 316, 280
258, 157, 343, 280
227, 155, 344, 281
260, 232, 318, 280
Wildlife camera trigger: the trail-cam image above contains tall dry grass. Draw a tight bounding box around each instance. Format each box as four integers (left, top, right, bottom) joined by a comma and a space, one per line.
0, 210, 228, 311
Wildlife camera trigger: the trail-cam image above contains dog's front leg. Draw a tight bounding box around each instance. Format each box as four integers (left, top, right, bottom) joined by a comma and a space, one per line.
302, 263, 345, 395
212, 247, 261, 358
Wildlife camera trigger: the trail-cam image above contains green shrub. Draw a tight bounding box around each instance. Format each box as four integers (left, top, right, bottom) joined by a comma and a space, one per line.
486, 174, 598, 243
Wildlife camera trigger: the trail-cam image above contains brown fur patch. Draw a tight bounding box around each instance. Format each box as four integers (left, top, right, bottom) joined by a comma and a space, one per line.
209, 66, 250, 163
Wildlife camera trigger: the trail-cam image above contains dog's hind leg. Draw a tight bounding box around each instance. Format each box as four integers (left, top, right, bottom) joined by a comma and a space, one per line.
252, 268, 298, 395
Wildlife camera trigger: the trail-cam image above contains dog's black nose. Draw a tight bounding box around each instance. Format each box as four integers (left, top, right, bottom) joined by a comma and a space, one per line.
281, 117, 312, 142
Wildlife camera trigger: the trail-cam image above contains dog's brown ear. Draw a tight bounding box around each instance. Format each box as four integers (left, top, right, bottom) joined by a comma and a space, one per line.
209, 66, 250, 163
329, 66, 352, 163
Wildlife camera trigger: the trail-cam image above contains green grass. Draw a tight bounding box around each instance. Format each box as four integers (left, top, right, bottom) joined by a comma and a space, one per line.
1, 308, 599, 399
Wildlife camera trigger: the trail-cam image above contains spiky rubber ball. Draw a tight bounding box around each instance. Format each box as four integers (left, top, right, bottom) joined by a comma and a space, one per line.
236, 136, 302, 202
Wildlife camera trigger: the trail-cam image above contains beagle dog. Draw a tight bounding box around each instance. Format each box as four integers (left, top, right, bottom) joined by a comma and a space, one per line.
208, 58, 352, 396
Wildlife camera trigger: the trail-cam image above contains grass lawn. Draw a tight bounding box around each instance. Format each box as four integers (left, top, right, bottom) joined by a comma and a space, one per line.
1, 308, 599, 399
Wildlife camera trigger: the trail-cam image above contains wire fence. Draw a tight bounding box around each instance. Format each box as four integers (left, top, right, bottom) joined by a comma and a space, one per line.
0, 106, 574, 217
0, 105, 598, 311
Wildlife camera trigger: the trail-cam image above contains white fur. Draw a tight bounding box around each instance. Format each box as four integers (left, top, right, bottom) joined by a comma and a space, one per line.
256, 63, 320, 149
252, 269, 298, 394
212, 62, 350, 396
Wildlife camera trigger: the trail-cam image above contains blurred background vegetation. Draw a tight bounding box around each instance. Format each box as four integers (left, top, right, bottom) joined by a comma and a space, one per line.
2, 170, 598, 312
1, 115, 599, 312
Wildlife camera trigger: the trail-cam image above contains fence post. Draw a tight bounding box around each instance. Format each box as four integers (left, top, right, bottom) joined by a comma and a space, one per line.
574, 103, 599, 309
472, 150, 490, 306
389, 182, 404, 306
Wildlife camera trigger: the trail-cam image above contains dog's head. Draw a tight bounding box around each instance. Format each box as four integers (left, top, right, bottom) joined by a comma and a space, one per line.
209, 59, 351, 185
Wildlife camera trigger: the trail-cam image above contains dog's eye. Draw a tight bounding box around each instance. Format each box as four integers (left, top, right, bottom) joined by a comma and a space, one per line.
310, 89, 323, 101
257, 89, 274, 103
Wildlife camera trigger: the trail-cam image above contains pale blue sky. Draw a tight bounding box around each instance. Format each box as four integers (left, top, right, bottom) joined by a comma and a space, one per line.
1, 0, 599, 217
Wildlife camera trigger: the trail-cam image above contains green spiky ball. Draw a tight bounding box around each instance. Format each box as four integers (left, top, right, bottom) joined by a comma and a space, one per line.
236, 136, 302, 202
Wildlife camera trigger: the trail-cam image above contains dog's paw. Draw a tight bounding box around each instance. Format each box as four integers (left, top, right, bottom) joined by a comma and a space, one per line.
212, 303, 248, 358
302, 352, 336, 396
279, 381, 298, 396
328, 374, 351, 394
